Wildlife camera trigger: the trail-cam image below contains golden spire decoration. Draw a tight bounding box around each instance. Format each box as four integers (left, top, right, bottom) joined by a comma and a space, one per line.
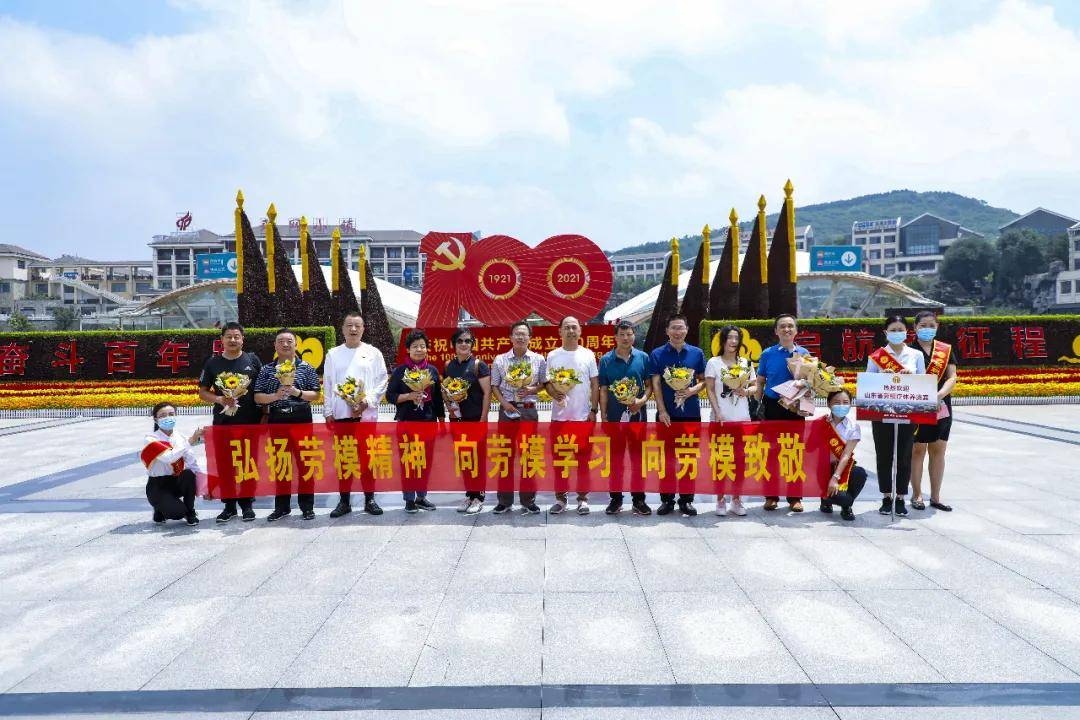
265, 203, 277, 294
784, 179, 797, 283
669, 237, 680, 286
701, 224, 711, 283
728, 208, 739, 284
358, 243, 367, 291
331, 227, 341, 292
757, 195, 768, 284
235, 189, 244, 294
299, 216, 310, 292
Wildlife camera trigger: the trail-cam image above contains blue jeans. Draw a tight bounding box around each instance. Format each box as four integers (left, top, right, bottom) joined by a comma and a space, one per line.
402, 491, 428, 502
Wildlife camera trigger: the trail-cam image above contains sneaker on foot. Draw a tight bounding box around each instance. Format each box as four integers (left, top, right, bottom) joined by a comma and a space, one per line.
657, 500, 676, 516
840, 506, 856, 521
456, 497, 472, 513
789, 500, 804, 513
241, 507, 256, 522
730, 497, 747, 516
819, 500, 833, 514
894, 497, 908, 516
521, 503, 542, 515
364, 500, 384, 515
302, 509, 316, 521
216, 509, 237, 523
267, 509, 291, 522
879, 497, 892, 515
152, 511, 166, 524
605, 499, 622, 515
577, 500, 590, 515
493, 503, 511, 514
679, 502, 697, 517
549, 501, 567, 515
416, 498, 437, 511
715, 498, 727, 516
404, 501, 419, 514
185, 512, 199, 526
632, 500, 652, 516
465, 498, 483, 515
329, 502, 352, 519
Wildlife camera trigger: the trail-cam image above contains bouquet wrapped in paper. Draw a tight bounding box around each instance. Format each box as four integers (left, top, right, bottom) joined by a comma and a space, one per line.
274, 358, 297, 388
441, 376, 470, 418
403, 367, 435, 408
214, 371, 251, 417
335, 376, 366, 411
719, 362, 752, 404
505, 358, 535, 391
663, 365, 695, 409
772, 355, 838, 416
609, 376, 641, 421
548, 367, 583, 407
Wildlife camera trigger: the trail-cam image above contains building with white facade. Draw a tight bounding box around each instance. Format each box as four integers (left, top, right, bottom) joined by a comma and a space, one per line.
0, 244, 49, 312
852, 214, 983, 278
1054, 222, 1080, 311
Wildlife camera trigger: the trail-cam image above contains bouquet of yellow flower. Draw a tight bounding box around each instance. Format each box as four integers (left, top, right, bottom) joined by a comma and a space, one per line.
719, 361, 752, 404
663, 365, 694, 409
505, 358, 535, 390
274, 358, 297, 387
213, 371, 251, 417
441, 376, 470, 419
609, 376, 641, 421
335, 376, 366, 410
403, 367, 434, 408
548, 366, 583, 407
775, 355, 838, 415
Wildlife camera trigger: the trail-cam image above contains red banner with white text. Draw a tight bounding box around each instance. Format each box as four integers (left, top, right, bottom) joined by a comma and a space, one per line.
205, 419, 834, 498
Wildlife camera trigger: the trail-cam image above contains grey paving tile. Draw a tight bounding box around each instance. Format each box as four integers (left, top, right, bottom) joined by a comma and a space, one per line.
545, 510, 628, 541
0, 545, 134, 601
253, 540, 387, 597
544, 539, 640, 593
794, 537, 937, 590
863, 534, 1039, 592
410, 592, 542, 685
749, 590, 944, 683
950, 534, 1080, 590
389, 511, 477, 543
467, 510, 548, 541
252, 712, 539, 720
626, 537, 738, 592
544, 709, 837, 720
146, 595, 339, 689
645, 590, 809, 683
914, 505, 1025, 537
541, 591, 673, 684
956, 588, 1080, 674
618, 514, 702, 540
706, 537, 838, 591
0, 714, 251, 720
835, 708, 1080, 720
354, 540, 465, 595
445, 539, 545, 594
962, 502, 1080, 535
851, 589, 1078, 682
155, 540, 308, 599
58, 542, 226, 600
694, 513, 778, 538
280, 592, 443, 687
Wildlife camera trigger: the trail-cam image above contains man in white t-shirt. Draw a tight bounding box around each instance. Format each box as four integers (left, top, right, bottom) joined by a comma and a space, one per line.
545, 316, 599, 515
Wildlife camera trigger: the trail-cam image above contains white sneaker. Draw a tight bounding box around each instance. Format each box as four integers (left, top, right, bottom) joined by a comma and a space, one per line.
731, 496, 747, 516
715, 497, 728, 516
456, 497, 471, 513
465, 498, 483, 515
577, 500, 590, 515
549, 501, 567, 515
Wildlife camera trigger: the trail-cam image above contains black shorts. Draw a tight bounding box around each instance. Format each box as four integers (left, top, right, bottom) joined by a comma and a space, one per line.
914, 415, 952, 443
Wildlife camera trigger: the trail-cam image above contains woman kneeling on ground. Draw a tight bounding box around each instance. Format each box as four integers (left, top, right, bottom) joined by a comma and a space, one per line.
142, 402, 205, 526
819, 389, 867, 522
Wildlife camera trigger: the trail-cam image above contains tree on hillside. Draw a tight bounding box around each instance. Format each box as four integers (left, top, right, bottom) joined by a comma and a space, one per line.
8, 310, 32, 331
50, 306, 78, 331
941, 236, 997, 291
994, 230, 1046, 296
1047, 233, 1070, 267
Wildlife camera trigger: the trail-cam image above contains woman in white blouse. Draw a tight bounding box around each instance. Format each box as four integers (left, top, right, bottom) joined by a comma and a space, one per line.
141, 402, 205, 525
704, 325, 755, 517
819, 389, 867, 521
865, 315, 925, 517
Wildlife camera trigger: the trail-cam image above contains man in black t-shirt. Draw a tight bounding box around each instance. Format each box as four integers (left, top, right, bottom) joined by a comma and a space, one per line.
443, 328, 491, 514
198, 321, 263, 522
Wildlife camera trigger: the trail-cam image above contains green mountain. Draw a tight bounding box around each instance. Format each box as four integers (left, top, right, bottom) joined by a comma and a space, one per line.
611, 190, 1020, 260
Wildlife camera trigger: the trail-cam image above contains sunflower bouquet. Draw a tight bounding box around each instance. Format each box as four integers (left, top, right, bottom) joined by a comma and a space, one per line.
774, 355, 838, 416
505, 358, 535, 391
719, 361, 752, 404
274, 358, 297, 388
548, 367, 583, 407
441, 376, 470, 418
335, 376, 366, 410
213, 371, 251, 417
403, 367, 435, 408
609, 377, 641, 421
663, 365, 695, 409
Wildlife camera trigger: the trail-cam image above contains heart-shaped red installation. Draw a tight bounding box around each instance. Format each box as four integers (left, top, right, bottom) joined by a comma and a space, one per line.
416, 232, 613, 327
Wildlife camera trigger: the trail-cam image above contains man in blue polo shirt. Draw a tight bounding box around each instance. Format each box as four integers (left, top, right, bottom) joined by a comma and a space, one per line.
754, 313, 809, 512
649, 313, 706, 517
598, 320, 652, 517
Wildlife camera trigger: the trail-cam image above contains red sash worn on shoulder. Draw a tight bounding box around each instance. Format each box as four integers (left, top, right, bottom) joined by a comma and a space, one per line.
925, 341, 952, 382
141, 439, 185, 475
821, 417, 853, 492
868, 347, 906, 374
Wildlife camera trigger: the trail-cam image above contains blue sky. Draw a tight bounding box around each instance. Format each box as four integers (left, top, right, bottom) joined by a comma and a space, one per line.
1, 0, 1079, 259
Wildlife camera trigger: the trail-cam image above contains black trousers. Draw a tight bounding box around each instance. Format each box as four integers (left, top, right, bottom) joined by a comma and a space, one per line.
332, 417, 375, 506
213, 414, 255, 512
871, 420, 915, 496
822, 465, 868, 509
269, 409, 315, 513
146, 470, 196, 519
763, 396, 803, 503
660, 416, 699, 505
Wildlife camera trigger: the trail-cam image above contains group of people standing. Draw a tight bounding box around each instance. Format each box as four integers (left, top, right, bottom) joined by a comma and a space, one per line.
142, 310, 956, 526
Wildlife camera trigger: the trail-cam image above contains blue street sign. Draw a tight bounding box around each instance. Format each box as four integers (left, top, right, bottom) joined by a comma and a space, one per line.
196, 252, 237, 280
811, 245, 862, 272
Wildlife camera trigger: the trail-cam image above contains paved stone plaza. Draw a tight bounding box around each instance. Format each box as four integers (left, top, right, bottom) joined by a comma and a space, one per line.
1, 404, 1080, 719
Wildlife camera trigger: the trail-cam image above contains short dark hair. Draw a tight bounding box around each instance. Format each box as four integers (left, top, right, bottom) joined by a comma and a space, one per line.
666, 313, 688, 328
773, 313, 797, 330
342, 311, 364, 323
509, 321, 530, 336
914, 310, 937, 326
220, 322, 244, 336
275, 327, 297, 341
717, 324, 742, 352
614, 320, 636, 335
451, 327, 474, 345
883, 314, 908, 331
405, 329, 428, 349
151, 402, 176, 430
827, 388, 852, 404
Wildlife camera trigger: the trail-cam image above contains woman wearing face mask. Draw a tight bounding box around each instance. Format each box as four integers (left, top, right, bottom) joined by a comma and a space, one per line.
386, 329, 445, 513
141, 402, 205, 526
818, 389, 867, 521
866, 315, 925, 516
909, 311, 957, 512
